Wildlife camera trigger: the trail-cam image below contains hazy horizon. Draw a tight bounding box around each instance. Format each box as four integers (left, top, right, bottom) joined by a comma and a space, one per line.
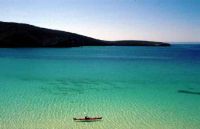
1, 0, 200, 42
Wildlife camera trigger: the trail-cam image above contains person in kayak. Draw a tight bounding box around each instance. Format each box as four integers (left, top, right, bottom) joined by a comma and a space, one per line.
73, 116, 102, 121
85, 116, 89, 120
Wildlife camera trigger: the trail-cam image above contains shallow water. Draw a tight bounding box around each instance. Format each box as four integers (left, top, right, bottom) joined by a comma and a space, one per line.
0, 45, 200, 129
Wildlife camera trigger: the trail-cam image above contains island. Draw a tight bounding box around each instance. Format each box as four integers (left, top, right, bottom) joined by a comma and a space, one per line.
0, 21, 170, 47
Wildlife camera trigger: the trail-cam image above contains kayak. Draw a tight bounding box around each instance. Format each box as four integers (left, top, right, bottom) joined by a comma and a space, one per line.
73, 117, 102, 121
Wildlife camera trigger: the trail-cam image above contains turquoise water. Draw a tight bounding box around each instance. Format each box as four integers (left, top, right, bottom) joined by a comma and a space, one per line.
0, 45, 200, 129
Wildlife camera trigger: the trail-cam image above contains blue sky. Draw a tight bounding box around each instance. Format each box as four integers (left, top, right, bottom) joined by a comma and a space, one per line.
0, 0, 200, 42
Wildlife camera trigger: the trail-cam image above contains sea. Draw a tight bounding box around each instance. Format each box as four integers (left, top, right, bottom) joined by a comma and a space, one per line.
0, 44, 200, 129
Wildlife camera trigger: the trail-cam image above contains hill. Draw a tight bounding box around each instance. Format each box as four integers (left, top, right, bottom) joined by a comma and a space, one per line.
0, 21, 170, 47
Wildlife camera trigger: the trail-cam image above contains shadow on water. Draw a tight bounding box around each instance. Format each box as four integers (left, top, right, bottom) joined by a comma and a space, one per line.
177, 90, 200, 96
19, 76, 129, 96
41, 86, 84, 96
188, 87, 194, 90
40, 78, 116, 96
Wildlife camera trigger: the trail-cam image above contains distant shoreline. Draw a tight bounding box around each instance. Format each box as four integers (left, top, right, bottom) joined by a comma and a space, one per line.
0, 21, 170, 47
172, 42, 200, 44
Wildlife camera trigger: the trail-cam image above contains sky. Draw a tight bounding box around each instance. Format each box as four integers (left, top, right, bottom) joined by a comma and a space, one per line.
0, 0, 200, 42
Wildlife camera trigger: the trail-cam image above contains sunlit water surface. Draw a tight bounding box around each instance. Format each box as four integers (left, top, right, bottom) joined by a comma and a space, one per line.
0, 45, 200, 129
